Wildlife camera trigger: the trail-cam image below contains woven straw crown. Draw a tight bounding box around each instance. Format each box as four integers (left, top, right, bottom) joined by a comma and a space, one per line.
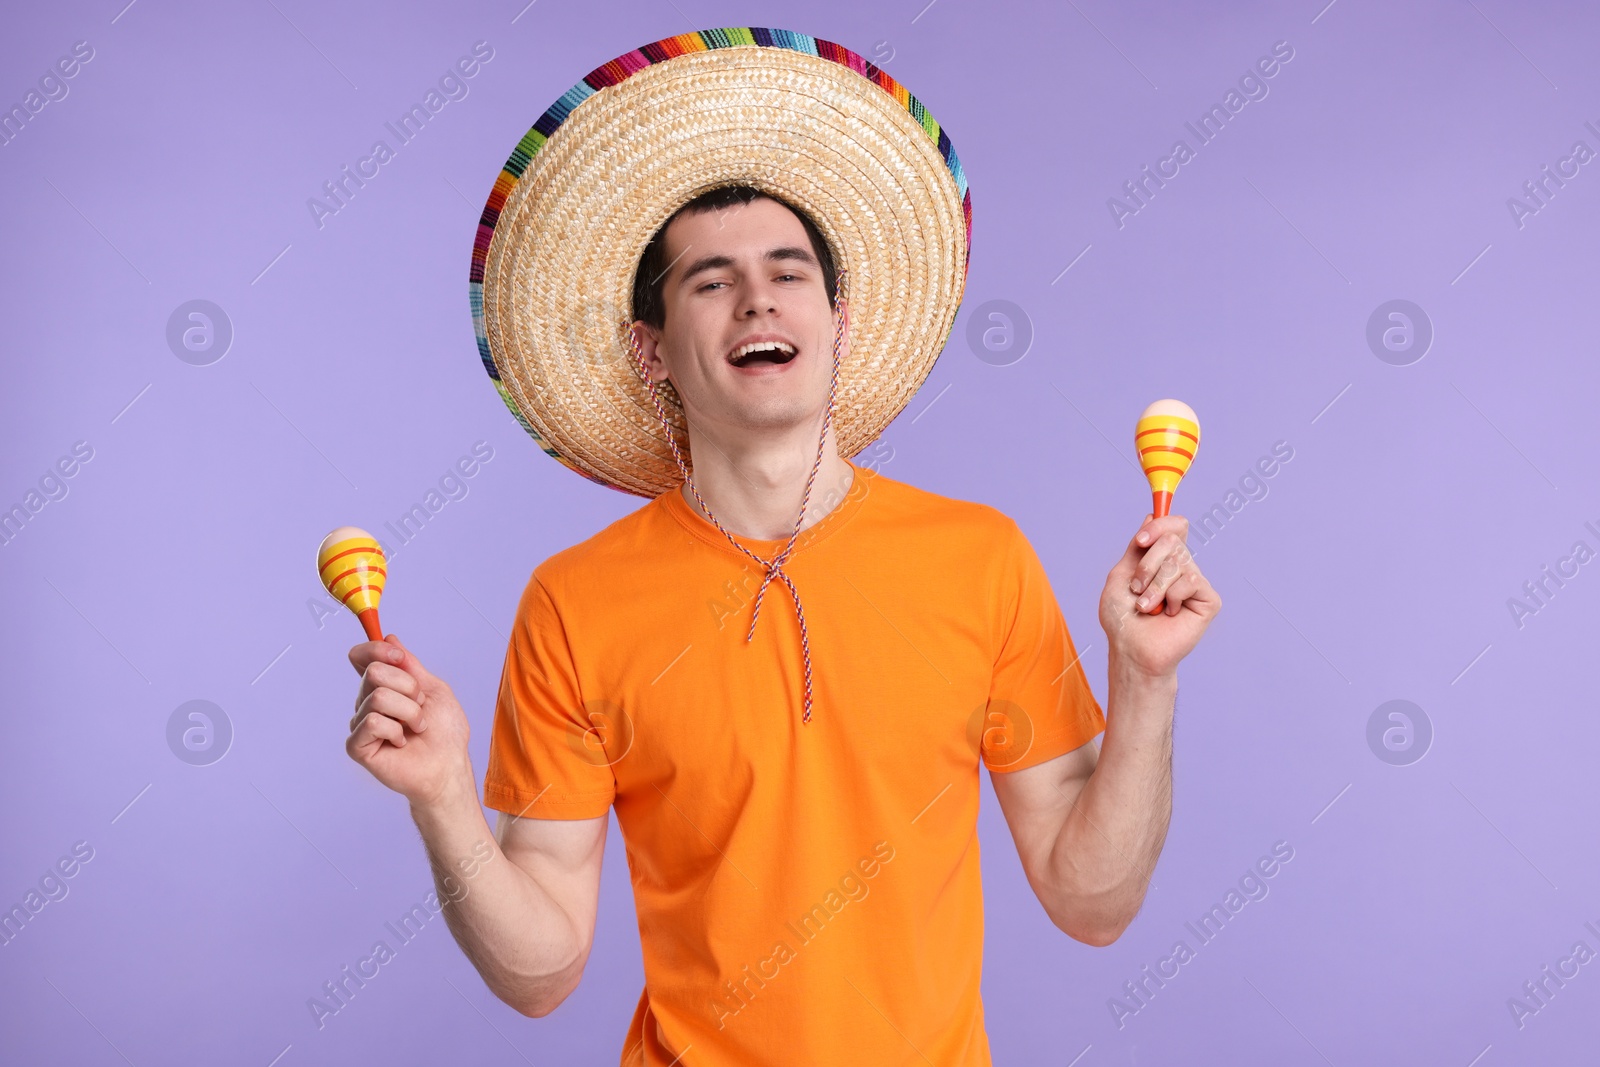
470, 27, 972, 498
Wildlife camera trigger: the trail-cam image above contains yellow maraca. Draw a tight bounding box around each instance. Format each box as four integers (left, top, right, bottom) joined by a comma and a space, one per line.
1135, 399, 1200, 520
316, 526, 387, 641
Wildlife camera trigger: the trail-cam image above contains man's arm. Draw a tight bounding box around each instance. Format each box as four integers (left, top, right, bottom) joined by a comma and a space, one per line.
990, 512, 1217, 946
989, 663, 1174, 946
411, 785, 607, 1016
345, 633, 607, 1016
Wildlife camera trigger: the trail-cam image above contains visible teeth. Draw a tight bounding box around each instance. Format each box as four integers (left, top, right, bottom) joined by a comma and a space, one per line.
732, 341, 796, 358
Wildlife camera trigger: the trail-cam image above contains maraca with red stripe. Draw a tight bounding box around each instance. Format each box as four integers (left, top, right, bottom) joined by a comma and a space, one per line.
1135, 400, 1200, 519
316, 526, 387, 641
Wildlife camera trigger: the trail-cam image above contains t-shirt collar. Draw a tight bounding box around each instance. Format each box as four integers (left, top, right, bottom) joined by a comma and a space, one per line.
659, 456, 872, 558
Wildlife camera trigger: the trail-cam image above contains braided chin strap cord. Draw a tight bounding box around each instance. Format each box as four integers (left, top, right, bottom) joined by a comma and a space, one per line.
623, 267, 849, 725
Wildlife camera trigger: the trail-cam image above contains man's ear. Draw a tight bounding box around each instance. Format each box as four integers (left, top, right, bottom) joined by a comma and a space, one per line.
629, 320, 671, 384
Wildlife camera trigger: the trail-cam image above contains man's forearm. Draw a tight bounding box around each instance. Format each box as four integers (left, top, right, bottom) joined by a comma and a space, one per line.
1045, 657, 1176, 944
409, 775, 584, 1015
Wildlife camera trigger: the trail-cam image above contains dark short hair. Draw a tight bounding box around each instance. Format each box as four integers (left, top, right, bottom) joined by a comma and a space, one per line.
631, 184, 837, 330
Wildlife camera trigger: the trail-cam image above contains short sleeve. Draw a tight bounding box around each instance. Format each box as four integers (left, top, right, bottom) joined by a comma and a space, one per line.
482, 573, 616, 819
982, 521, 1106, 773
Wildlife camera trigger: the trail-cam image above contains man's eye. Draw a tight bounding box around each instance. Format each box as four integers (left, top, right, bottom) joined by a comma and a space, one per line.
700, 282, 726, 291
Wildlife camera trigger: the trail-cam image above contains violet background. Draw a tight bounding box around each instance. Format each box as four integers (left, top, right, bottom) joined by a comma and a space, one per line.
2, 0, 1596, 1063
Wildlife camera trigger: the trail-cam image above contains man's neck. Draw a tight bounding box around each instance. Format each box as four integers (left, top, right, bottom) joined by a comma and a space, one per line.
679, 428, 854, 541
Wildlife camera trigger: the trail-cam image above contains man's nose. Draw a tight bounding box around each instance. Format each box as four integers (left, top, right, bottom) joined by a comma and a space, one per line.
738, 278, 780, 317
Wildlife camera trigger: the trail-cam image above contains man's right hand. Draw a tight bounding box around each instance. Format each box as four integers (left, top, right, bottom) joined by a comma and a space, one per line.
346, 634, 473, 807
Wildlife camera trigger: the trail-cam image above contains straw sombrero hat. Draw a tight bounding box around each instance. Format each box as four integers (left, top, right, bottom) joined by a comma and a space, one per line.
469, 27, 972, 499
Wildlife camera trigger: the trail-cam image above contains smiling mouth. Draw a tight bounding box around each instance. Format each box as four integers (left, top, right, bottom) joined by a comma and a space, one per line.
728, 341, 798, 368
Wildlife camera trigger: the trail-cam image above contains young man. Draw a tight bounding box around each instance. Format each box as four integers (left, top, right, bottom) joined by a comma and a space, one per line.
345, 30, 1218, 1066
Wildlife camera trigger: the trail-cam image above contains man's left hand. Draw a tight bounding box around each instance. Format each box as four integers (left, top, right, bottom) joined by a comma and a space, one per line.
1098, 513, 1221, 679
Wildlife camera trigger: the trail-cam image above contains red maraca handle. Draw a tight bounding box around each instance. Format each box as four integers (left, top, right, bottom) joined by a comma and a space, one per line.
1143, 492, 1173, 613
356, 608, 383, 642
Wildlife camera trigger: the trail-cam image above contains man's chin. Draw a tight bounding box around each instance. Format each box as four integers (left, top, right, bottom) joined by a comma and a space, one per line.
718, 399, 831, 436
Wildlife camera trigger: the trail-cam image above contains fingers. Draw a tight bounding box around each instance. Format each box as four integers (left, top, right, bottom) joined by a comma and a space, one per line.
1104, 511, 1219, 631
1171, 570, 1222, 617
347, 634, 430, 682
1158, 570, 1204, 615
1131, 533, 1193, 611
354, 660, 420, 718
347, 632, 440, 762
350, 633, 440, 718
1117, 513, 1188, 570
385, 634, 437, 684
1130, 513, 1188, 554
350, 683, 427, 734
347, 638, 397, 674
347, 709, 407, 759
1140, 549, 1220, 617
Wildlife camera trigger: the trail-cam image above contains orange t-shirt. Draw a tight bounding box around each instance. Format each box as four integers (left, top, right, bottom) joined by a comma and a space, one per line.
482, 457, 1106, 1065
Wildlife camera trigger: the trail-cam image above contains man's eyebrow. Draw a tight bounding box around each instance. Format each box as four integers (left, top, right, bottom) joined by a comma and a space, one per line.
676, 245, 819, 287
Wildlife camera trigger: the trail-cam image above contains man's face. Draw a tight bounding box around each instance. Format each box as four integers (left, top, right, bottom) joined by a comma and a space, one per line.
635, 197, 847, 443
